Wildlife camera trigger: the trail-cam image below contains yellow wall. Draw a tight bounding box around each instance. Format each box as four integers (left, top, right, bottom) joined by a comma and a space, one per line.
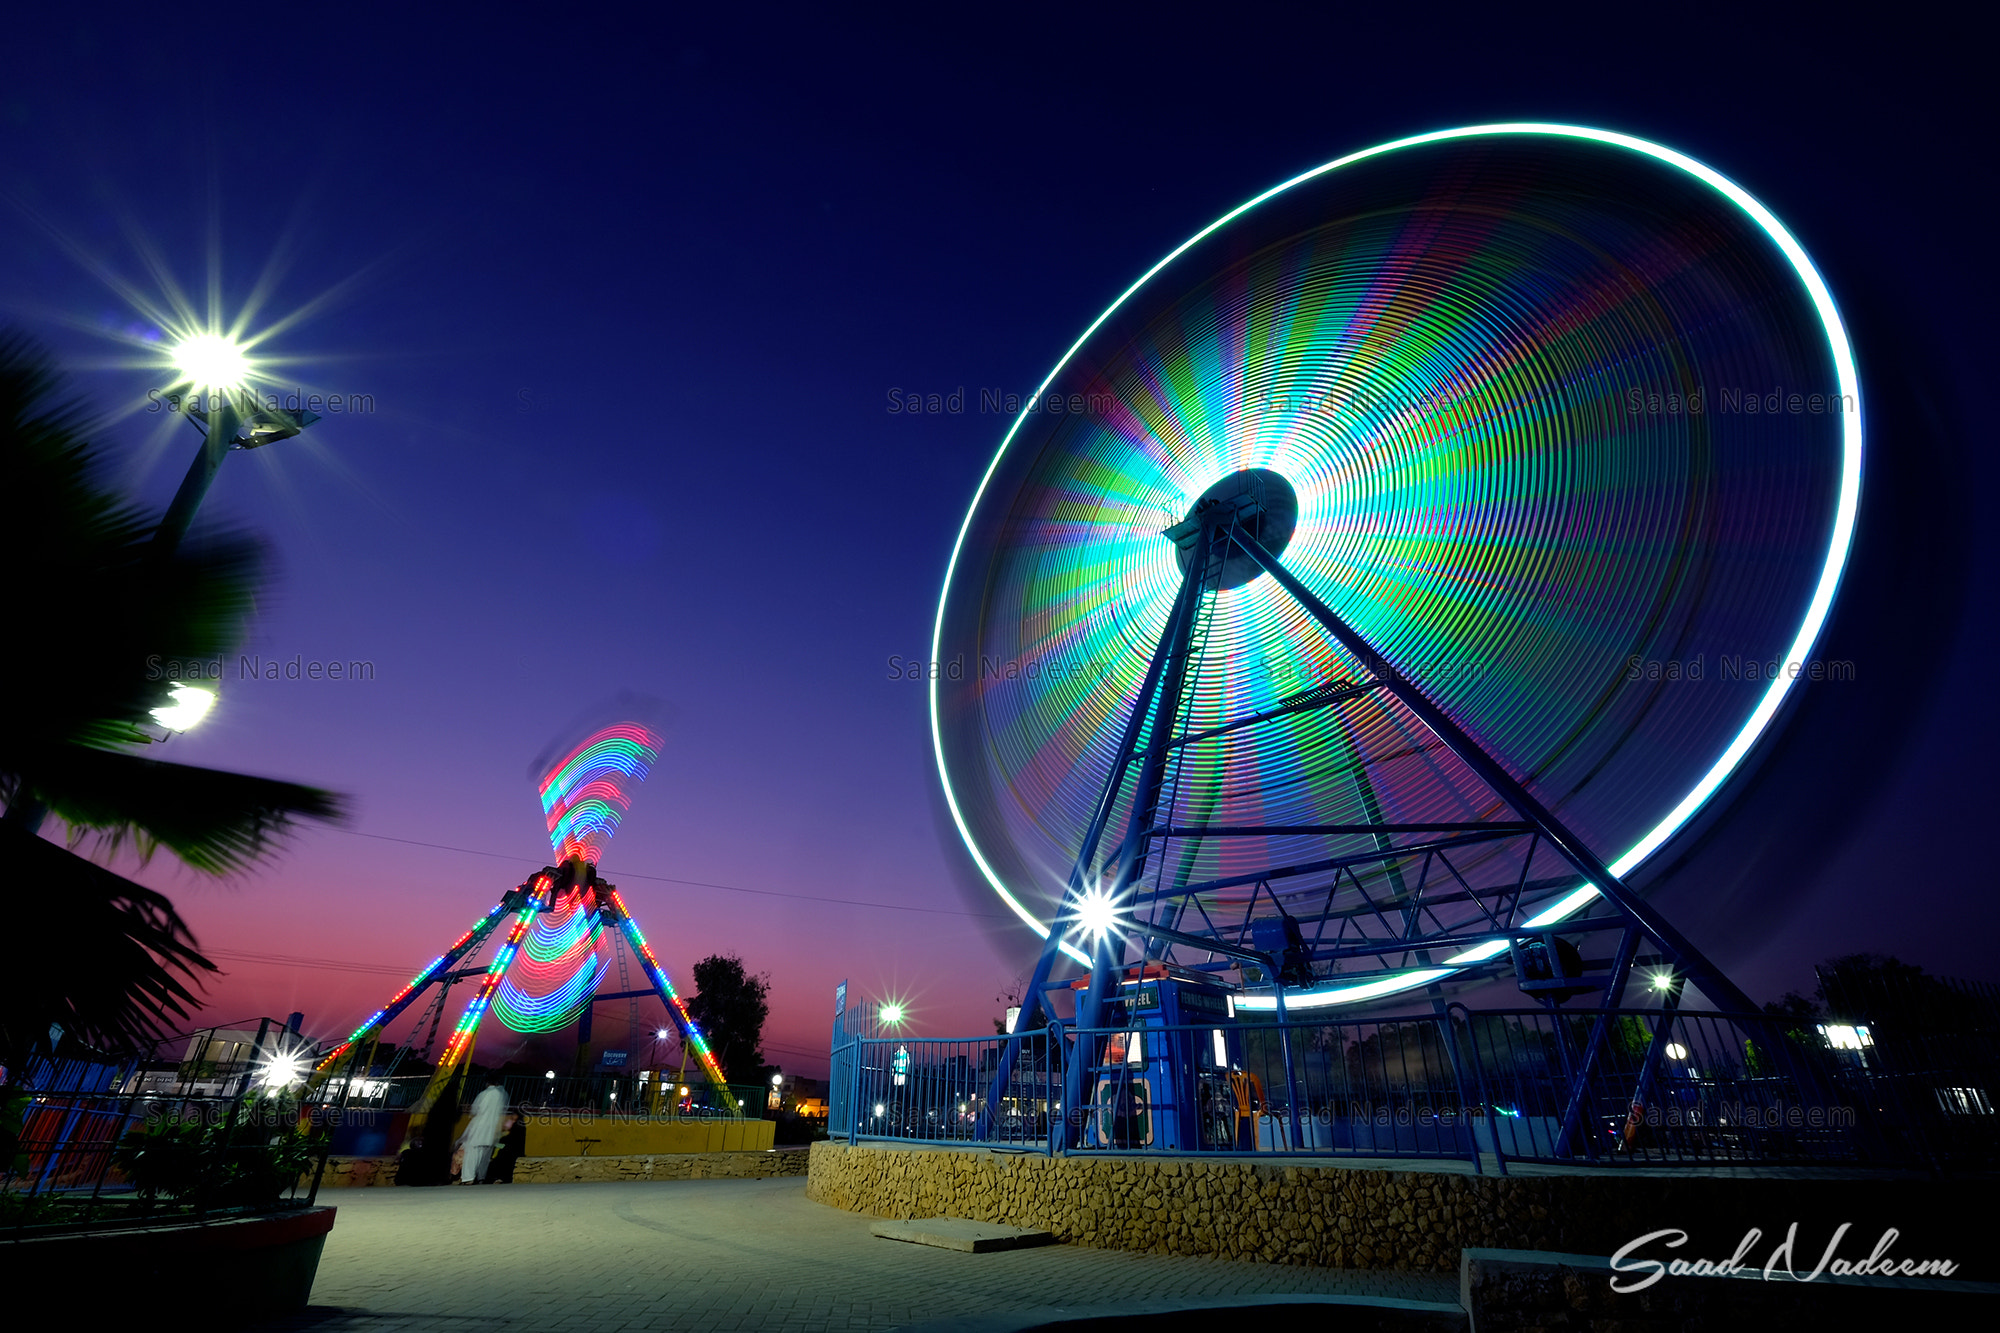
521, 1116, 775, 1156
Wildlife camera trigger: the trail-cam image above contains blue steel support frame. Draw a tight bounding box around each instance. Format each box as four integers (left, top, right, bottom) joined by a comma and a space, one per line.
1059, 522, 1216, 1146
1228, 528, 1759, 1016
973, 497, 1757, 1154
978, 522, 1214, 1139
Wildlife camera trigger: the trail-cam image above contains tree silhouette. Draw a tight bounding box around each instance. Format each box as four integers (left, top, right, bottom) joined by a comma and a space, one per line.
686, 954, 769, 1083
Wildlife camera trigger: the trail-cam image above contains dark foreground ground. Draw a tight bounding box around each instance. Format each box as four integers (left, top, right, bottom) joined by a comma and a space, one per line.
270, 1177, 1458, 1331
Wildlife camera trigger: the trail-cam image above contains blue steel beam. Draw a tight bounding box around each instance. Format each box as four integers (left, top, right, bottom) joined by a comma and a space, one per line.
975, 528, 1215, 1138
1227, 529, 1759, 1017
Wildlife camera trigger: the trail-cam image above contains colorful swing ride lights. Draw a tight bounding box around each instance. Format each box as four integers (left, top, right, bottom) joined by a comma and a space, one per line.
540, 723, 662, 863
492, 888, 608, 1033
329, 725, 724, 1090
608, 887, 733, 1096
440, 906, 538, 1070
313, 899, 515, 1072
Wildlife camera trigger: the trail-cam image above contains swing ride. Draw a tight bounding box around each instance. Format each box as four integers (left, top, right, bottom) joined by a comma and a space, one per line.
310, 723, 738, 1135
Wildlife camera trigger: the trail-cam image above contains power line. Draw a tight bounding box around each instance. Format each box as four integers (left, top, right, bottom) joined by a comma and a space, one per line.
333, 827, 1014, 920
206, 948, 415, 977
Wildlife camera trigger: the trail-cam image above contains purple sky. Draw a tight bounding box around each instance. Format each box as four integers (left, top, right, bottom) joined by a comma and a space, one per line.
4, 10, 1993, 1076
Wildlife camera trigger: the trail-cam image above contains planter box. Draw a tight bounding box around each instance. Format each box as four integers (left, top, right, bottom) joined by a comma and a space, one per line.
0, 1205, 335, 1323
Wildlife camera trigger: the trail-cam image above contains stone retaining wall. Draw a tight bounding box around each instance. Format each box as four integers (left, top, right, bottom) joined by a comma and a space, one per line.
313, 1156, 401, 1188
514, 1150, 809, 1183
806, 1141, 1993, 1275
309, 1149, 808, 1188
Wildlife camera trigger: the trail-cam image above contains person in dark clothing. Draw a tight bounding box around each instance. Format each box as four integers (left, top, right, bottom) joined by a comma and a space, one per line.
488, 1111, 526, 1183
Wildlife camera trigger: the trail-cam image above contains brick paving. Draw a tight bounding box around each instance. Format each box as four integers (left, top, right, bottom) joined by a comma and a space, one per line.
271, 1177, 1459, 1331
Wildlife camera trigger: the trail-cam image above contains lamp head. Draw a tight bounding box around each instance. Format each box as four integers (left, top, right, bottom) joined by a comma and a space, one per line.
172, 332, 251, 393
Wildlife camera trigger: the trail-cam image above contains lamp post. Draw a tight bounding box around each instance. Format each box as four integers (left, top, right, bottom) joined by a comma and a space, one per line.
0, 331, 283, 834
157, 332, 319, 554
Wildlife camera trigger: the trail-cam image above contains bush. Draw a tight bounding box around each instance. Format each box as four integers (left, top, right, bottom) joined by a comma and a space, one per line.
112, 1111, 325, 1210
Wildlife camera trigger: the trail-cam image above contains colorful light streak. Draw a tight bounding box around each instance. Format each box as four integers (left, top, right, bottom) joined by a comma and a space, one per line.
931, 125, 1861, 1003
493, 887, 607, 1033
540, 723, 663, 863
439, 906, 538, 1070
313, 897, 518, 1073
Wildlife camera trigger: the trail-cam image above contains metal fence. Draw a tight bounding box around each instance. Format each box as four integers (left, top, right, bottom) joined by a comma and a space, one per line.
842, 1031, 1062, 1151
320, 1071, 765, 1119
2, 1019, 331, 1234
831, 1003, 1999, 1174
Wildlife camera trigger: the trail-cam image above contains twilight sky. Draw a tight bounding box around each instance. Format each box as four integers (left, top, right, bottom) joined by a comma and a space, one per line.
4, 8, 1992, 1077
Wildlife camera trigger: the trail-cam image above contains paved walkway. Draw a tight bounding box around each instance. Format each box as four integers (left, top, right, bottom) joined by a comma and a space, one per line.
272, 1178, 1458, 1331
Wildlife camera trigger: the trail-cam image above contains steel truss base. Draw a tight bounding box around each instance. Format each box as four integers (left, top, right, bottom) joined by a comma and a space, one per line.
310, 858, 736, 1147
981, 478, 1756, 1147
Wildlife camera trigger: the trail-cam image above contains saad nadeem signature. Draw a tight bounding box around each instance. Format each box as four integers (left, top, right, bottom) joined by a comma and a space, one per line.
1610, 1223, 1958, 1293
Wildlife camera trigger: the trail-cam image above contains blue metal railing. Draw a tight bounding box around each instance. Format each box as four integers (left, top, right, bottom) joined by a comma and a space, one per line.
841, 1029, 1061, 1152
828, 1004, 1999, 1172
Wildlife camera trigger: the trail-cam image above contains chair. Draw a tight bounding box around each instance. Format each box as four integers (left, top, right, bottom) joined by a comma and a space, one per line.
1227, 1070, 1264, 1150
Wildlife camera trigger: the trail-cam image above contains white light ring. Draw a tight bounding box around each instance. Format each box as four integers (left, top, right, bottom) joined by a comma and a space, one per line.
931, 124, 1863, 999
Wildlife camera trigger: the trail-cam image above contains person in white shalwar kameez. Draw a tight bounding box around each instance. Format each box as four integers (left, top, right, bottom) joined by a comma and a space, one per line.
458, 1081, 509, 1183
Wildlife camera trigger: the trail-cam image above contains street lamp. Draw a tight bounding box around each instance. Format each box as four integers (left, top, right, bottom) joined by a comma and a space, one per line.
127, 327, 321, 756
880, 1003, 905, 1026
172, 333, 250, 391
157, 329, 320, 553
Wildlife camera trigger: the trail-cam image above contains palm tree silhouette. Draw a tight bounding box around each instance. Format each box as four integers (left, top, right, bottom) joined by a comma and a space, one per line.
0, 329, 342, 1080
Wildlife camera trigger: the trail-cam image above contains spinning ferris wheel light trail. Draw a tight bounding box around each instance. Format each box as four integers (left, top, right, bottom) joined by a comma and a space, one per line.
925, 126, 1861, 1145
311, 722, 738, 1126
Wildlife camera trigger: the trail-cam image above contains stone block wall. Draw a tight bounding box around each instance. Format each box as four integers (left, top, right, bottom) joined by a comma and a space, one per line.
308, 1149, 807, 1187
806, 1142, 1993, 1276
513, 1150, 809, 1183
312, 1156, 400, 1188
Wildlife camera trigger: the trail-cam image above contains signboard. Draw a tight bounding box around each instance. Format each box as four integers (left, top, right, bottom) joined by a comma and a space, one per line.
601, 1050, 629, 1068
835, 980, 848, 1019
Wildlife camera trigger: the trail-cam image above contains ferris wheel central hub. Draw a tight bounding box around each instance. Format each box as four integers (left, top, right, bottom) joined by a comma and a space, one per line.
1165, 467, 1298, 590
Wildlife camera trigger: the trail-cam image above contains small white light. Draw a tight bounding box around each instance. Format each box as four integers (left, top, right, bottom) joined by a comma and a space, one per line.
258, 1050, 306, 1093
1665, 1043, 1689, 1061
545, 1070, 556, 1079
881, 1003, 906, 1025
1073, 886, 1120, 941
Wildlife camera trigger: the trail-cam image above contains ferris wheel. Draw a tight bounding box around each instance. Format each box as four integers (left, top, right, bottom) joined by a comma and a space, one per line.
931, 125, 1860, 1037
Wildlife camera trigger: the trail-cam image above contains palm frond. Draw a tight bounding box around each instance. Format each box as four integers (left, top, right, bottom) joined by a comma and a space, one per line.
0, 820, 216, 1072
0, 327, 344, 870
27, 747, 344, 875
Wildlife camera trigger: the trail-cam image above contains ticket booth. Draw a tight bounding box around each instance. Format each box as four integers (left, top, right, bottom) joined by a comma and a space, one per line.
1080, 965, 1245, 1151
